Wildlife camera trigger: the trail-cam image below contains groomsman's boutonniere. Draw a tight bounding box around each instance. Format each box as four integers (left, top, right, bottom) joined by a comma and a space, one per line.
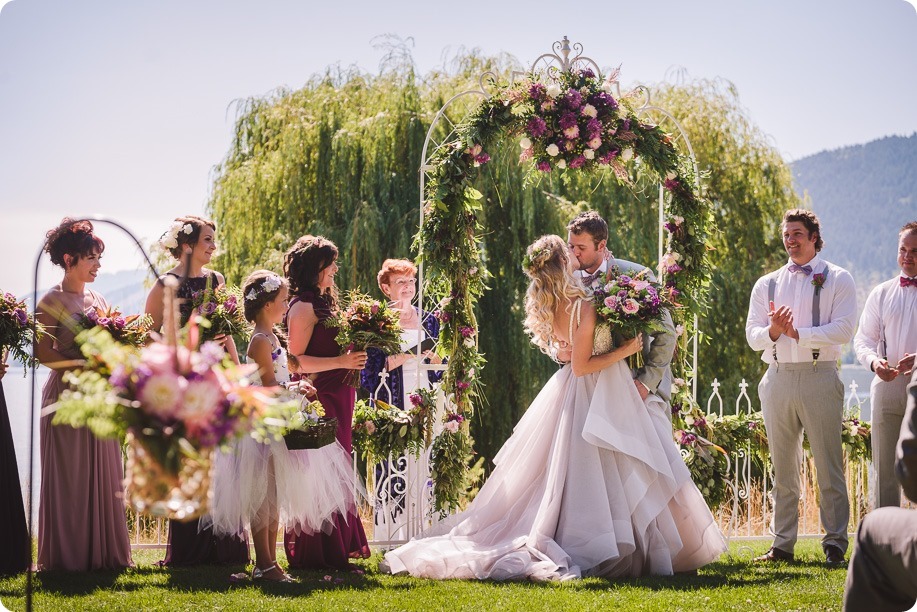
811, 273, 826, 295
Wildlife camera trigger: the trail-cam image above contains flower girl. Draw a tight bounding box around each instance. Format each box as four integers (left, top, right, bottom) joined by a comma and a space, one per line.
206, 270, 360, 581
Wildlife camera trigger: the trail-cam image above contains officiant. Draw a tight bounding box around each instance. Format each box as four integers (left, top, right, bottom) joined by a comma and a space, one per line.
361, 258, 443, 410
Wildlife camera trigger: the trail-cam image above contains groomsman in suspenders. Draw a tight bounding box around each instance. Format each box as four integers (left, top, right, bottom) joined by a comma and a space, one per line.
565, 211, 677, 409
745, 209, 857, 566
854, 221, 917, 508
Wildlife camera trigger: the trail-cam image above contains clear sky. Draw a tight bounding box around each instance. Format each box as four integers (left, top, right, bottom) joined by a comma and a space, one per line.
1, 0, 915, 294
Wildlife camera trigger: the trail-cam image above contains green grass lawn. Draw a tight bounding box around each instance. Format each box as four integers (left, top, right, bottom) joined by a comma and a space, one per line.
0, 539, 848, 611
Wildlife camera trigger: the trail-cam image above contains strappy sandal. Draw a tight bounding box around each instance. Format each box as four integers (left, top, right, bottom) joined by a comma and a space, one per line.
252, 563, 297, 583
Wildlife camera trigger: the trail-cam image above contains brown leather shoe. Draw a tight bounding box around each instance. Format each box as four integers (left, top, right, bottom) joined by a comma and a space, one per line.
753, 546, 794, 563
824, 545, 846, 567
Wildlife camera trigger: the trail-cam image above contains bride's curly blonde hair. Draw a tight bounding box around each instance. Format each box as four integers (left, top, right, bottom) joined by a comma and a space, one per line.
522, 235, 590, 354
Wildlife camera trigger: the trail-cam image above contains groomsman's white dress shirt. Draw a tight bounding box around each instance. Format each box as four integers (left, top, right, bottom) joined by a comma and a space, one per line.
854, 275, 917, 370
746, 256, 857, 364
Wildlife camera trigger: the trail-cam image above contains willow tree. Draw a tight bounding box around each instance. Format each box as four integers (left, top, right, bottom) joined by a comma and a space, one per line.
208, 54, 797, 465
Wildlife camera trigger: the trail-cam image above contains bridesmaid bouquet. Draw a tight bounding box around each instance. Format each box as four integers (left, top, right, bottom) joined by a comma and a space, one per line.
53, 322, 297, 519
0, 291, 43, 368
327, 290, 403, 387
75, 305, 153, 347
591, 268, 671, 369
187, 283, 248, 341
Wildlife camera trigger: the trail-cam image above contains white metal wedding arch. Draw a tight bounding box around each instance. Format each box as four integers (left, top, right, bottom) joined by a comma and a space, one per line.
360, 37, 712, 546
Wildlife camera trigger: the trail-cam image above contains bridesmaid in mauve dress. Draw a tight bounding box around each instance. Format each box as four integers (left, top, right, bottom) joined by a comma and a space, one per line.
0, 359, 30, 575
144, 215, 248, 566
282, 235, 370, 570
34, 218, 132, 571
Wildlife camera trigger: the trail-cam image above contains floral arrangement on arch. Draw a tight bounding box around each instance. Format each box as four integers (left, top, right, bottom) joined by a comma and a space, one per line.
352, 391, 433, 464
417, 64, 714, 510
0, 291, 43, 368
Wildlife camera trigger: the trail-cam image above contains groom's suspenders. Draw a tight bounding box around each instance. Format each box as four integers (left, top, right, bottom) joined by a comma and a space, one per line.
767, 265, 829, 369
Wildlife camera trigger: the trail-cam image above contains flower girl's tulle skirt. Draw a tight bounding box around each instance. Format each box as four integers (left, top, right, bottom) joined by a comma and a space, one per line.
204, 436, 361, 537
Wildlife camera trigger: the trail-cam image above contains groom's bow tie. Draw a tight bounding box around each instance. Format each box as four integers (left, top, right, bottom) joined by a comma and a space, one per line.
582, 270, 603, 285
901, 276, 917, 288
788, 263, 813, 276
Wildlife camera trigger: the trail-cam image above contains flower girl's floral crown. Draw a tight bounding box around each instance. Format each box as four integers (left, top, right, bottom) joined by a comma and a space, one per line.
160, 222, 193, 250
245, 274, 283, 302
523, 246, 552, 273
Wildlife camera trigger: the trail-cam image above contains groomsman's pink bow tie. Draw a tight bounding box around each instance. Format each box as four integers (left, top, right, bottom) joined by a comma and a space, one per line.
901, 276, 917, 288
582, 271, 603, 285
788, 263, 813, 275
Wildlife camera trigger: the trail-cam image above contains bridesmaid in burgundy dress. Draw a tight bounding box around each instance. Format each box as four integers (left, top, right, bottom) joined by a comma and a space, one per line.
34, 219, 132, 571
145, 215, 248, 566
282, 235, 370, 569
0, 358, 29, 574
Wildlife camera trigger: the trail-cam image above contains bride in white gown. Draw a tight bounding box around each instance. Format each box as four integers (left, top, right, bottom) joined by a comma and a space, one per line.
383, 235, 727, 580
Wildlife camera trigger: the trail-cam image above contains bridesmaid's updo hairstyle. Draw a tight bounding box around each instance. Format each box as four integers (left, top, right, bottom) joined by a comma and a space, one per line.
242, 270, 289, 323
43, 217, 105, 269
160, 215, 216, 259
283, 235, 339, 308
522, 235, 589, 355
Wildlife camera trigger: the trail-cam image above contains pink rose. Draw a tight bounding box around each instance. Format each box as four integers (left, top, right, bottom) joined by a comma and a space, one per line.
622, 299, 640, 315
603, 296, 618, 309
632, 280, 650, 292
365, 421, 377, 435
444, 420, 460, 433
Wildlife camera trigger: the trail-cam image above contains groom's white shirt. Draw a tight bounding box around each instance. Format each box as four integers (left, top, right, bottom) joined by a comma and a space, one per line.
578, 256, 676, 403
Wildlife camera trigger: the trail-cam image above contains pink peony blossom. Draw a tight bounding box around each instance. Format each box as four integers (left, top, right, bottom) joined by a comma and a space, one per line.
622, 299, 640, 315
177, 377, 223, 430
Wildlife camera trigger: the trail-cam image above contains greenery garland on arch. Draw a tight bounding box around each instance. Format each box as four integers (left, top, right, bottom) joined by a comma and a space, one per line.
418, 67, 714, 511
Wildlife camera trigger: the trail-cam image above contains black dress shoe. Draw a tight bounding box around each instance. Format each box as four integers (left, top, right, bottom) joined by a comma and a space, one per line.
824, 545, 846, 567
753, 546, 794, 563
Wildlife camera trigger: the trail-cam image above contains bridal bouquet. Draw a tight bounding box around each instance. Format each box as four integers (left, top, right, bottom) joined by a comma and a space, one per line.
0, 291, 43, 368
327, 290, 403, 387
187, 283, 248, 341
75, 305, 153, 348
591, 267, 671, 368
53, 324, 297, 519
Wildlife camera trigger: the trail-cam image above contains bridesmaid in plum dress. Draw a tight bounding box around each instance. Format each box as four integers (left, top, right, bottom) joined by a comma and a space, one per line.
0, 358, 29, 574
145, 215, 248, 566
282, 235, 370, 570
34, 218, 132, 571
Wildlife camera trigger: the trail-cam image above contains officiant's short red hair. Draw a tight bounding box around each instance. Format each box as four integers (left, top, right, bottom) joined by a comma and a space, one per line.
377, 259, 417, 289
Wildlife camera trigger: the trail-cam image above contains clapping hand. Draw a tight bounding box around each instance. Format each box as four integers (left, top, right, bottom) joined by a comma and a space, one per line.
768, 301, 796, 341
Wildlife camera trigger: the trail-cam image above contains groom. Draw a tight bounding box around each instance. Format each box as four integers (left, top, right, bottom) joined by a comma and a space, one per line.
565, 211, 677, 407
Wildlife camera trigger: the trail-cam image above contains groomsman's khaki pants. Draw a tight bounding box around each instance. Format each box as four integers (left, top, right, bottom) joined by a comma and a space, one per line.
870, 374, 909, 508
758, 362, 849, 553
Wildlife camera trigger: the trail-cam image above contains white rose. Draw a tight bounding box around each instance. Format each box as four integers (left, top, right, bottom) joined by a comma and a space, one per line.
673, 215, 684, 225
665, 171, 677, 181
621, 148, 634, 162
546, 84, 562, 98
675, 324, 685, 336
519, 137, 532, 150
685, 416, 695, 426
581, 104, 597, 118
556, 159, 567, 169
583, 149, 594, 160
546, 144, 560, 157
464, 336, 475, 347
161, 236, 178, 249
181, 223, 193, 235
672, 252, 682, 261
444, 420, 460, 433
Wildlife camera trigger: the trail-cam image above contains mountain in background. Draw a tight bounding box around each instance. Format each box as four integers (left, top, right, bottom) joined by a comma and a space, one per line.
792, 133, 917, 293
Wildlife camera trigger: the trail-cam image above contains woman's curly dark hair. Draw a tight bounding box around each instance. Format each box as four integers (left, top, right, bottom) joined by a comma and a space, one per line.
43, 217, 105, 268
283, 235, 339, 309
